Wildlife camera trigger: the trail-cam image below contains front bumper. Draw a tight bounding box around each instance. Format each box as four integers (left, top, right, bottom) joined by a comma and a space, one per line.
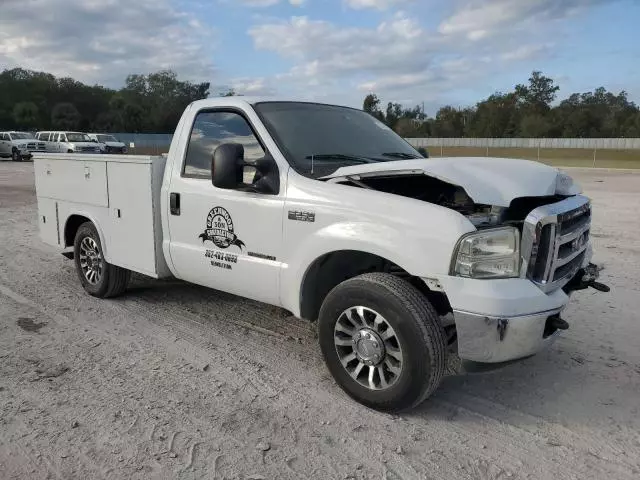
434, 256, 605, 364
452, 307, 564, 363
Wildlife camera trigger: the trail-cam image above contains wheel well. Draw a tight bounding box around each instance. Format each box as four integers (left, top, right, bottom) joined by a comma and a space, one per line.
64, 215, 91, 247
299, 250, 452, 322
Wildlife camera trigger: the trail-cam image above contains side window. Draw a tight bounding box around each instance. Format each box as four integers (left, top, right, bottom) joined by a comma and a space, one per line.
0, 133, 7, 141
183, 110, 265, 180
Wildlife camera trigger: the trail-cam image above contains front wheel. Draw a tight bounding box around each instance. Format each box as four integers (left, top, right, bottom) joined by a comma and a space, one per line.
318, 273, 447, 412
73, 222, 130, 298
12, 149, 22, 162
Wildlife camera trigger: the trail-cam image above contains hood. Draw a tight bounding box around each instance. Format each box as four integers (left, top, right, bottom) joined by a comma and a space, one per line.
71, 142, 99, 147
104, 141, 125, 147
13, 139, 33, 147
320, 157, 581, 207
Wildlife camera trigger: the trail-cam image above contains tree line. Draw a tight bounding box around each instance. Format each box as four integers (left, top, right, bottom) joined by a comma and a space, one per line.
364, 71, 640, 138
0, 68, 228, 133
1, 67, 639, 138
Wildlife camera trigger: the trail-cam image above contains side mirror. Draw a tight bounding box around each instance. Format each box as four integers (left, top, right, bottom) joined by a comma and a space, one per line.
417, 147, 429, 158
212, 143, 244, 189
212, 143, 280, 194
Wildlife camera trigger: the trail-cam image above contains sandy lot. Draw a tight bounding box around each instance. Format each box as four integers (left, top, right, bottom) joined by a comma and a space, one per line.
1, 162, 639, 480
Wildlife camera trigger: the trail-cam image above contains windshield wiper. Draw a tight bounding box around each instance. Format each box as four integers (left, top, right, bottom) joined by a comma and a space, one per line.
380, 152, 422, 159
304, 154, 381, 164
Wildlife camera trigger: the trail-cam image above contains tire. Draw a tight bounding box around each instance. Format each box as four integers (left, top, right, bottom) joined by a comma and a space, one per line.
12, 149, 22, 162
73, 221, 130, 298
318, 272, 447, 412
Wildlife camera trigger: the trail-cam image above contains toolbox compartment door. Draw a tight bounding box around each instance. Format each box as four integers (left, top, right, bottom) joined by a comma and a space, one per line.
36, 197, 60, 247
34, 158, 109, 207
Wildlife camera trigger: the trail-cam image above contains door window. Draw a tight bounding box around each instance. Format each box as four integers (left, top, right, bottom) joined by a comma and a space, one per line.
183, 111, 265, 180
0, 133, 7, 141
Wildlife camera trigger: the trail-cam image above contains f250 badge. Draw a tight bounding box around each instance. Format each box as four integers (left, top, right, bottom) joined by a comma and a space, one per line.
199, 206, 245, 251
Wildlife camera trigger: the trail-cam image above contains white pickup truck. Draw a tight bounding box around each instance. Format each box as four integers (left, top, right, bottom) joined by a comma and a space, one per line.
33, 97, 609, 412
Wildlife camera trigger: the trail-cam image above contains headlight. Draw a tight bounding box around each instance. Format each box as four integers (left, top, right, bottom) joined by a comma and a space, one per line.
451, 227, 521, 279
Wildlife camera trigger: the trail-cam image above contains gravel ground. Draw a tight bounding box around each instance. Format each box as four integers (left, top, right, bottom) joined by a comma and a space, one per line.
1, 162, 639, 480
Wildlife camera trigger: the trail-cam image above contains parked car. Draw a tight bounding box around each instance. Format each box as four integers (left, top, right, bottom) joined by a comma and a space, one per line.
0, 131, 46, 161
32, 97, 609, 412
87, 133, 128, 154
35, 131, 101, 154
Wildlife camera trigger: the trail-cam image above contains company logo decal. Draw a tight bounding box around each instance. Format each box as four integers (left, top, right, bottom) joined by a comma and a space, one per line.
199, 206, 245, 251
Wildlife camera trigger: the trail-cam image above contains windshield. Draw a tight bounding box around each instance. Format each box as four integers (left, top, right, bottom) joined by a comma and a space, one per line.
254, 101, 422, 176
66, 133, 91, 142
10, 132, 34, 140
97, 134, 118, 143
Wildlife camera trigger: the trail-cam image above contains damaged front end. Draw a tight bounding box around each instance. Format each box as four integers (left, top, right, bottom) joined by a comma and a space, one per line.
327, 167, 611, 371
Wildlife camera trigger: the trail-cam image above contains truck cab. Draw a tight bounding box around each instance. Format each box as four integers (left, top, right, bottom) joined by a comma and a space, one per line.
33, 97, 609, 412
0, 131, 46, 161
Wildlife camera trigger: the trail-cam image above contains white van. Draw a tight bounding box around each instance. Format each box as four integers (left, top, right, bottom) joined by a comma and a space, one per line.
35, 131, 101, 154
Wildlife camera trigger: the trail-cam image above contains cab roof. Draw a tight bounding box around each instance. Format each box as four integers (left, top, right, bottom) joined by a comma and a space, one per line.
187, 96, 360, 111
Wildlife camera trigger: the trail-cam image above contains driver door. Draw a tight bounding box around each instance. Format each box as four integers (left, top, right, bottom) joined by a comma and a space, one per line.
166, 108, 286, 306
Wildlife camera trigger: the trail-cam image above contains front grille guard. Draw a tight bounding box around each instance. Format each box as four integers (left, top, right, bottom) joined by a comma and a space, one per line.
520, 195, 592, 293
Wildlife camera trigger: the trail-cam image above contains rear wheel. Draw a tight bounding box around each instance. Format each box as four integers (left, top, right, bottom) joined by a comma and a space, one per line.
73, 222, 130, 298
318, 273, 447, 412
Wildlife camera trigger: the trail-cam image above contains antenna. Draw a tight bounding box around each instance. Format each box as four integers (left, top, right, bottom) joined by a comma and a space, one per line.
311, 154, 314, 175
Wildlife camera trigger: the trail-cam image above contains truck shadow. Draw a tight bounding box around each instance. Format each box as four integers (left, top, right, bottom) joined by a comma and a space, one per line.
122, 273, 633, 431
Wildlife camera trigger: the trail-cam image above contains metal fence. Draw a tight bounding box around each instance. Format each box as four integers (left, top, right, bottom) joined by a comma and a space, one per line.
406, 138, 640, 149
113, 133, 174, 153
113, 133, 640, 152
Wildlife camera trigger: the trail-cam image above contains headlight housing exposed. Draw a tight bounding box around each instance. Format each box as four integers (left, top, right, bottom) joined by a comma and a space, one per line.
451, 227, 521, 279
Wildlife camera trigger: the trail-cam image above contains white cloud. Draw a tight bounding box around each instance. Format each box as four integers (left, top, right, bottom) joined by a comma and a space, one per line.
344, 0, 411, 10
233, 0, 306, 6
236, 0, 280, 6
0, 0, 216, 86
249, 13, 431, 77
500, 44, 553, 62
246, 0, 620, 108
229, 77, 278, 96
439, 0, 611, 40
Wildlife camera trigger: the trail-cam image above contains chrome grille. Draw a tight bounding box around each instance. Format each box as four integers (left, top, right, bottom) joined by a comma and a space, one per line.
520, 195, 592, 292
25, 142, 46, 151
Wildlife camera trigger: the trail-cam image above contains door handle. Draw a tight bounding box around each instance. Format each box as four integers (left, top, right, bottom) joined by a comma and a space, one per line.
170, 192, 180, 215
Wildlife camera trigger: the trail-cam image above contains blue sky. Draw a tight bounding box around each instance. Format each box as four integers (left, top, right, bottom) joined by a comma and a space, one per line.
1, 0, 639, 115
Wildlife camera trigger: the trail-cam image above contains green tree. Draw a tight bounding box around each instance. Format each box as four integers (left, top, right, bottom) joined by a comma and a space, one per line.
515, 71, 560, 114
432, 106, 467, 137
51, 103, 80, 129
519, 113, 551, 137
363, 93, 385, 121
12, 102, 39, 129
469, 92, 520, 137
122, 103, 145, 133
